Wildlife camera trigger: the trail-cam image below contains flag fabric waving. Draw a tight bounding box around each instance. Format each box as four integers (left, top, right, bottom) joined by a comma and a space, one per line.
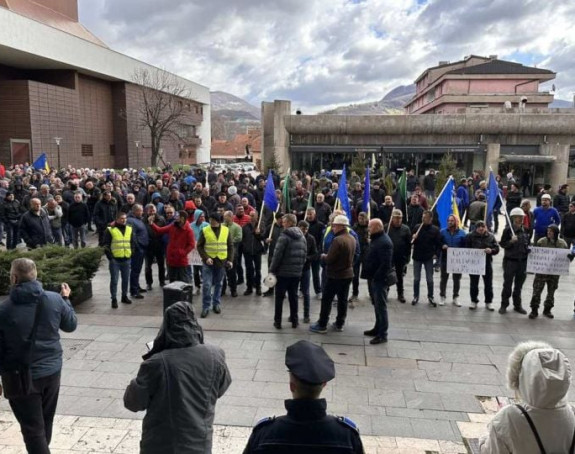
32, 153, 50, 173
263, 170, 278, 212
281, 169, 291, 213
396, 170, 408, 221
362, 168, 371, 219
486, 170, 499, 224
435, 177, 455, 230
337, 165, 352, 221
452, 190, 461, 227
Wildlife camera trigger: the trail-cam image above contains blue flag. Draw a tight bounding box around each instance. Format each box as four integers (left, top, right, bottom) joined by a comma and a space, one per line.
32, 153, 50, 172
337, 165, 352, 221
486, 170, 499, 223
436, 177, 455, 229
263, 170, 278, 212
362, 168, 371, 217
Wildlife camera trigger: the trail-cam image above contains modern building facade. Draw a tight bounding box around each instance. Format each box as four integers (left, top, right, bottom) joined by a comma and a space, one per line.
405, 55, 555, 114
262, 57, 575, 193
0, 0, 210, 169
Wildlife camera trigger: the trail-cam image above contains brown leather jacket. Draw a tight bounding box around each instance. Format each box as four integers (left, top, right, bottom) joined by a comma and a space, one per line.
324, 230, 356, 279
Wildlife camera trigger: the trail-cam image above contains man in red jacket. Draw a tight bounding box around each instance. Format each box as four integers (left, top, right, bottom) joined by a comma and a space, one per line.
149, 210, 195, 283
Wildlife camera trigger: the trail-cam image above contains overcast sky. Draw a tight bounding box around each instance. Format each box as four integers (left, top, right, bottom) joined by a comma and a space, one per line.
79, 0, 575, 112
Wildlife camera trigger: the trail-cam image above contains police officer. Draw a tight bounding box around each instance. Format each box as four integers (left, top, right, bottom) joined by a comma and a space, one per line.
243, 340, 364, 454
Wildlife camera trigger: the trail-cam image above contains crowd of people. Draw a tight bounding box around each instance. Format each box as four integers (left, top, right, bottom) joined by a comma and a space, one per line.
2, 161, 575, 452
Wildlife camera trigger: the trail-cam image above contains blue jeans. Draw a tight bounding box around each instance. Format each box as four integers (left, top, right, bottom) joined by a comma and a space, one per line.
300, 268, 311, 318
413, 259, 434, 299
51, 227, 63, 246
370, 280, 389, 339
5, 222, 19, 250
130, 248, 145, 296
202, 265, 225, 310
311, 259, 322, 294
71, 225, 86, 248
109, 258, 130, 299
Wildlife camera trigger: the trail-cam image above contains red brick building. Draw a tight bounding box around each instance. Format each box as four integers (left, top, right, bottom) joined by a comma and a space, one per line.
0, 0, 210, 169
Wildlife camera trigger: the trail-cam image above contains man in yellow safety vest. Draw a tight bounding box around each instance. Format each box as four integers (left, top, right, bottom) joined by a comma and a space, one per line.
103, 212, 136, 308
197, 213, 234, 318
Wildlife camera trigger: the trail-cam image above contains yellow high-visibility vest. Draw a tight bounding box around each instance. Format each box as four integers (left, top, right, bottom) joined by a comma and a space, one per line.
202, 225, 229, 260
108, 225, 133, 259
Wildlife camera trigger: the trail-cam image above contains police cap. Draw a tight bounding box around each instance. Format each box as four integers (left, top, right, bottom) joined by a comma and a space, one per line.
285, 340, 335, 384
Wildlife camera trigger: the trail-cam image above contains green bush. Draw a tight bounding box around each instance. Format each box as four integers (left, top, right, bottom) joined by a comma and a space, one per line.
0, 246, 104, 296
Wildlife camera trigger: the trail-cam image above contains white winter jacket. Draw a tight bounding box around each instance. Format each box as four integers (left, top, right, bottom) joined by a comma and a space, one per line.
480, 346, 575, 453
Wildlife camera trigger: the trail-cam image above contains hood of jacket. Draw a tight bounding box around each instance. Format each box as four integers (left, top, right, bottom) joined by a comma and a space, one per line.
193, 209, 204, 224
507, 341, 572, 409
143, 301, 203, 360
283, 226, 304, 240
151, 192, 161, 200
9, 280, 44, 305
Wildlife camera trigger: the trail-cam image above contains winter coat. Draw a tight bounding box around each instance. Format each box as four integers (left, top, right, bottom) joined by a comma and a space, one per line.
242, 223, 265, 256
377, 204, 394, 225
324, 229, 356, 280
479, 346, 575, 454
19, 209, 54, 248
68, 201, 90, 228
465, 230, 500, 262
352, 223, 369, 260
500, 225, 530, 261
191, 210, 209, 242
314, 202, 332, 225
406, 204, 423, 231
362, 231, 393, 284
533, 206, 561, 237
264, 222, 282, 258
127, 214, 150, 250
269, 227, 307, 277
124, 302, 231, 454
145, 215, 166, 250
467, 200, 486, 223
553, 191, 570, 214
303, 233, 318, 271
505, 191, 522, 213
0, 198, 22, 223
45, 205, 63, 229
412, 223, 441, 262
307, 219, 325, 252
440, 228, 467, 263
561, 212, 575, 239
388, 223, 411, 263
93, 198, 118, 230
456, 184, 469, 212
151, 221, 196, 267
0, 280, 77, 380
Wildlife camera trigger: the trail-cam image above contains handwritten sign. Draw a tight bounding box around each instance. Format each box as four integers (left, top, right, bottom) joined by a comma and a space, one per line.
446, 248, 486, 275
188, 248, 203, 266
527, 247, 570, 276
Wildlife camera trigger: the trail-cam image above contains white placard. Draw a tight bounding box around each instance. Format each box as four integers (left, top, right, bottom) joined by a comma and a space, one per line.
188, 248, 203, 266
527, 247, 570, 276
446, 248, 486, 275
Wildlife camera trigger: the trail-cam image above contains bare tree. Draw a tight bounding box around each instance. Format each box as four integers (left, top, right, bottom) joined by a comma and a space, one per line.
131, 67, 193, 167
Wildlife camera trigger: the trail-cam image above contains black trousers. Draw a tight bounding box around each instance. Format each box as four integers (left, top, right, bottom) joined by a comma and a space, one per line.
9, 371, 61, 454
318, 277, 352, 328
236, 244, 244, 283
145, 246, 166, 287
470, 260, 494, 304
244, 253, 262, 290
393, 258, 407, 296
501, 258, 527, 307
274, 276, 300, 324
439, 261, 461, 298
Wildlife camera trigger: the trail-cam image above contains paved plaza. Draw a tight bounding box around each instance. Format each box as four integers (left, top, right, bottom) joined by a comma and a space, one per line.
2, 226, 575, 453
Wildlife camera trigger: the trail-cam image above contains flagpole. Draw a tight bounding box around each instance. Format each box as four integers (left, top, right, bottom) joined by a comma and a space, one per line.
268, 209, 279, 240
257, 201, 265, 231
412, 176, 453, 243
499, 191, 516, 238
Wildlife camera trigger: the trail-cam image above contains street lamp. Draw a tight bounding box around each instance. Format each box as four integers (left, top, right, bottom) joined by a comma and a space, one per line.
54, 137, 62, 170
135, 141, 141, 169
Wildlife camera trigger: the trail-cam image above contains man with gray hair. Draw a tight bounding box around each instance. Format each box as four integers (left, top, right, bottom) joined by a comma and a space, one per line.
0, 258, 77, 453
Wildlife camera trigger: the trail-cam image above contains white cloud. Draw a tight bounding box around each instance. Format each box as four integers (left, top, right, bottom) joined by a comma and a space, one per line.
79, 0, 575, 112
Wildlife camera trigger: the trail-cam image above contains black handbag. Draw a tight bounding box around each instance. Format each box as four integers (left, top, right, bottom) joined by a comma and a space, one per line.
1, 294, 45, 399
386, 269, 398, 287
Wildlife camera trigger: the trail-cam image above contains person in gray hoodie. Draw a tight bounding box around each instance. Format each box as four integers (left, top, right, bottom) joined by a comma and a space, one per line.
0, 258, 77, 453
480, 341, 575, 453
124, 301, 231, 454
269, 214, 307, 329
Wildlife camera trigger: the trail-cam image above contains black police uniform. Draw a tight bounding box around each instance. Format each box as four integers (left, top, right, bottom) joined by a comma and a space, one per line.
243, 341, 364, 454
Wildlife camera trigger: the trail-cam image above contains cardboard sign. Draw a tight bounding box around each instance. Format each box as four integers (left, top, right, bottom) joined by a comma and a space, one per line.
527, 247, 570, 276
446, 248, 486, 275
188, 248, 203, 266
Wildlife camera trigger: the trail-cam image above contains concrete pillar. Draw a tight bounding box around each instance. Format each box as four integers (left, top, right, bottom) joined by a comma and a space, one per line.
544, 143, 570, 186
485, 143, 500, 175
196, 103, 211, 164
273, 100, 291, 173
261, 102, 274, 170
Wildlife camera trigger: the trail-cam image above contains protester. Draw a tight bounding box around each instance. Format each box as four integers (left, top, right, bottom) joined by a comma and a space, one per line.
0, 191, 22, 249
298, 220, 318, 324
479, 341, 575, 453
388, 209, 411, 303
124, 301, 231, 454
243, 340, 363, 453
93, 190, 118, 246
19, 197, 54, 249
533, 193, 561, 243
350, 212, 369, 305
262, 212, 284, 297
305, 207, 325, 298
411, 210, 441, 306
466, 220, 499, 311
270, 214, 307, 329
67, 191, 90, 249
222, 210, 242, 297
127, 204, 149, 300
143, 204, 166, 290
190, 209, 209, 293
241, 211, 264, 296
439, 215, 466, 307
0, 258, 77, 453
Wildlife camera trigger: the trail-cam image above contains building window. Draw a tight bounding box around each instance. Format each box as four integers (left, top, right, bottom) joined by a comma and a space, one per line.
81, 144, 93, 157
426, 87, 436, 103
110, 144, 116, 156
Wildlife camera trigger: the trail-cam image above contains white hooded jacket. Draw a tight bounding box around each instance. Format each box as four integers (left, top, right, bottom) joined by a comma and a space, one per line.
480, 342, 575, 453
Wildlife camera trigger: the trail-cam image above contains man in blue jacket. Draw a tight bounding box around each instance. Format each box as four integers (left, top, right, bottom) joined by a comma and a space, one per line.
439, 215, 467, 307
127, 204, 150, 299
362, 219, 393, 345
0, 258, 77, 453
533, 194, 561, 243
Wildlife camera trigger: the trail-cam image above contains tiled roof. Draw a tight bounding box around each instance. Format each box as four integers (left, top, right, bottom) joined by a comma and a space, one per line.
446, 60, 554, 76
